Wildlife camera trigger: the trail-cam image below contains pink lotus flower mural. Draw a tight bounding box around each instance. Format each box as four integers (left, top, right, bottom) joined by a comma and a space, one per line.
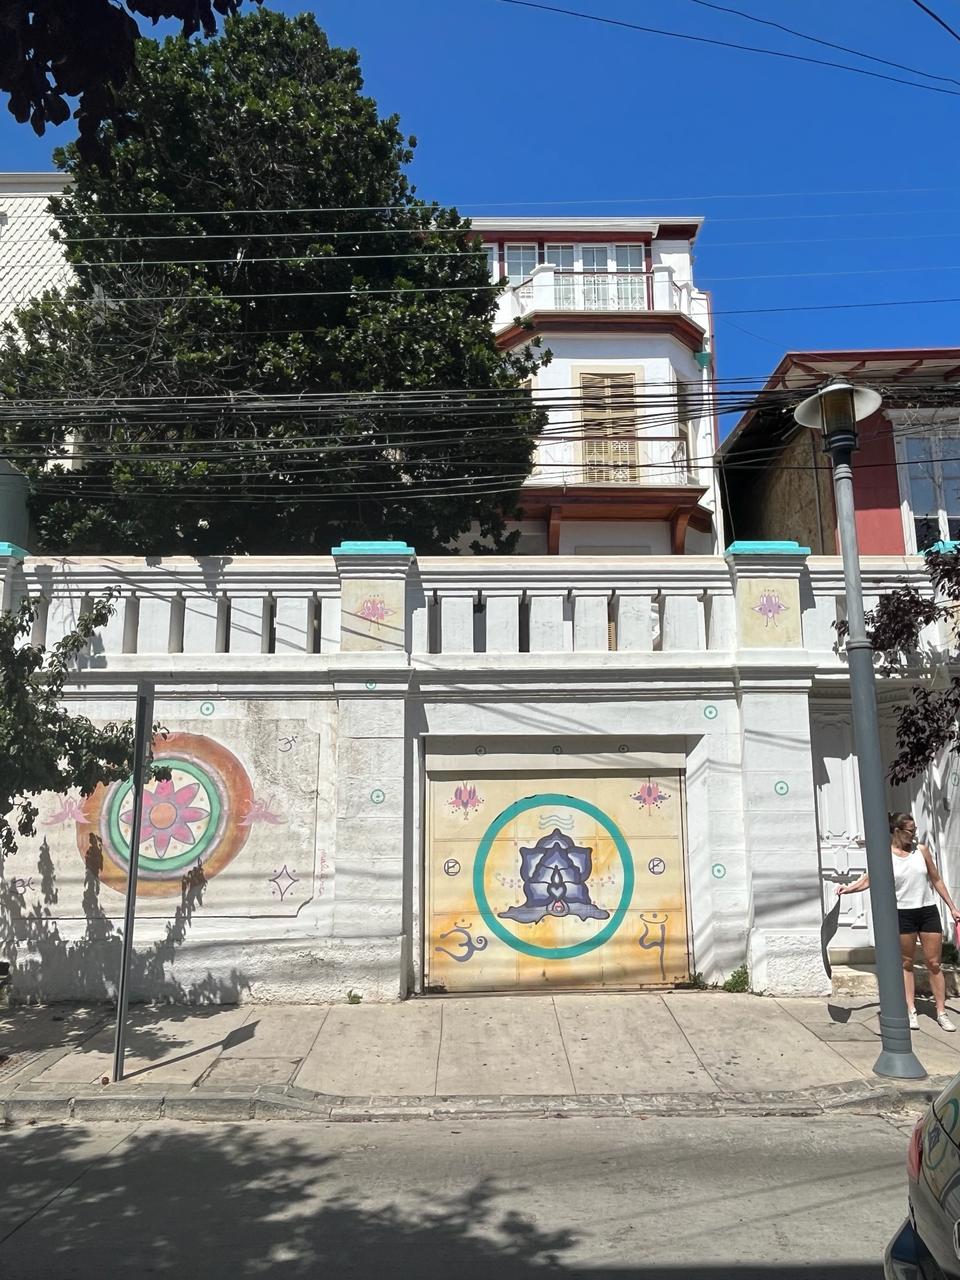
357, 595, 395, 632
122, 778, 208, 857
752, 590, 788, 627
449, 782, 483, 820
44, 795, 87, 825
631, 780, 671, 813
239, 797, 286, 827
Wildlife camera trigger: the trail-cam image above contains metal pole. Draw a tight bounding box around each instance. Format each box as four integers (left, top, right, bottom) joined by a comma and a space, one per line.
826, 428, 926, 1079
112, 680, 155, 1084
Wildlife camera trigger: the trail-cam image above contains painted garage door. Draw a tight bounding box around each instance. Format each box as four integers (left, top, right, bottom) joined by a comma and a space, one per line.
426, 772, 689, 993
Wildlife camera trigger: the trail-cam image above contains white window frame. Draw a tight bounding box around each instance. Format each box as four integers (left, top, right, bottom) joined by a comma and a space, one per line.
504, 242, 538, 286
895, 424, 960, 552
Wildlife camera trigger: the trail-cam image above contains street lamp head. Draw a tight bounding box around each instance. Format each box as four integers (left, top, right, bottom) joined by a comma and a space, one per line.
793, 380, 883, 433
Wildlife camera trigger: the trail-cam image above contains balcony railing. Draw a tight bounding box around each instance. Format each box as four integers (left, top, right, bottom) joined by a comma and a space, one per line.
8, 554, 936, 661
528, 433, 695, 487
500, 262, 703, 328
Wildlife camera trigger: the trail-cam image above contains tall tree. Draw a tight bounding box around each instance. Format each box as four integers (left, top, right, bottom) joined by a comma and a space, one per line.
0, 595, 135, 861
0, 9, 543, 555
838, 547, 960, 782
0, 1, 259, 158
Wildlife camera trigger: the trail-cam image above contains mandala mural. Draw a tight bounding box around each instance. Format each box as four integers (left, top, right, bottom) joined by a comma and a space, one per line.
429, 771, 689, 991
76, 732, 255, 898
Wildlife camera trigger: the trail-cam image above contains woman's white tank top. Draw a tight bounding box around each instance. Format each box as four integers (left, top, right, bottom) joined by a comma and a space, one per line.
892, 846, 937, 909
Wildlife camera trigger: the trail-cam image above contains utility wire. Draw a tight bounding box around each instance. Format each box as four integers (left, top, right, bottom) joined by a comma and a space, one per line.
41, 184, 960, 216
493, 0, 960, 95
909, 0, 960, 44
680, 0, 960, 85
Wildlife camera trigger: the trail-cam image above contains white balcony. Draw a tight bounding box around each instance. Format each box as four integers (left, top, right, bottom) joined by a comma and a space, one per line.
496, 263, 704, 330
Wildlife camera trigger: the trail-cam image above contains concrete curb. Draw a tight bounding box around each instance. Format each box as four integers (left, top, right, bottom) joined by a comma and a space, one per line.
0, 1076, 951, 1125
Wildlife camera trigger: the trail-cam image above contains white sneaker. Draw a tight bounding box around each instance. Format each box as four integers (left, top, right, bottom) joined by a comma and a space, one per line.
909, 1009, 920, 1030
938, 1013, 957, 1033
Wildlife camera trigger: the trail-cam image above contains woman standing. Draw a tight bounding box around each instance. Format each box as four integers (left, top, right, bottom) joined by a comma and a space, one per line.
838, 812, 960, 1032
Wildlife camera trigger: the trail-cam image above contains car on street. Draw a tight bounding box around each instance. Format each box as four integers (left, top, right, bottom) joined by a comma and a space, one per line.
885, 1075, 960, 1278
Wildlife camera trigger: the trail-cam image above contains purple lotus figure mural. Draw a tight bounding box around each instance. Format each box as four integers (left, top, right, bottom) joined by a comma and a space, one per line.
498, 829, 610, 925
752, 589, 788, 627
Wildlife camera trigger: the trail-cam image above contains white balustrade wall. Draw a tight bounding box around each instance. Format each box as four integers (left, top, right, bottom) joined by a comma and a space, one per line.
8, 552, 940, 663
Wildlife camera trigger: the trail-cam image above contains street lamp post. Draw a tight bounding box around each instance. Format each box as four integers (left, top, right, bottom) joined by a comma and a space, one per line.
794, 381, 926, 1080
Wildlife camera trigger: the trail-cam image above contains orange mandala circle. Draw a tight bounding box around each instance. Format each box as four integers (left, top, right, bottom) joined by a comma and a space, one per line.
76, 731, 255, 898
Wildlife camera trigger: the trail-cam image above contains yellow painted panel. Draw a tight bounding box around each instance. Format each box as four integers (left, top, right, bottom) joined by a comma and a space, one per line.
426, 771, 689, 993
736, 577, 802, 648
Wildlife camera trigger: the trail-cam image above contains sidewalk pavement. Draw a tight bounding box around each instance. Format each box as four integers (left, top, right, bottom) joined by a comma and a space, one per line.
2, 991, 960, 1124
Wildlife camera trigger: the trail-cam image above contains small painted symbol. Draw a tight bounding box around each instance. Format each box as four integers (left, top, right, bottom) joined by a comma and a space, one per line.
631, 780, 671, 813
703, 705, 718, 720
774, 780, 790, 796
552, 745, 563, 755
239, 797, 286, 827
356, 595, 395, 632
952, 774, 959, 786
648, 857, 666, 876
269, 864, 299, 902
712, 863, 727, 879
443, 859, 461, 877
618, 744, 629, 753
752, 589, 788, 627
370, 788, 385, 805
435, 925, 488, 964
449, 782, 483, 820
475, 745, 487, 756
8, 876, 35, 895
277, 735, 298, 753
43, 795, 86, 826
365, 681, 377, 690
538, 812, 575, 831
638, 911, 668, 981
200, 701, 215, 717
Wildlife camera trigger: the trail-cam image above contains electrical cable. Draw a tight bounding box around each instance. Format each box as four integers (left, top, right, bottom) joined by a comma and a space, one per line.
492, 0, 960, 95
680, 0, 960, 85
909, 0, 960, 44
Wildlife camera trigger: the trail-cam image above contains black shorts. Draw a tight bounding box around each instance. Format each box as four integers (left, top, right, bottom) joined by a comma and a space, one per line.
897, 905, 943, 935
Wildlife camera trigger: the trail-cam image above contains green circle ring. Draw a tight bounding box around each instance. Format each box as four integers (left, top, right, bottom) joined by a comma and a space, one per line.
106, 758, 224, 876
472, 793, 635, 960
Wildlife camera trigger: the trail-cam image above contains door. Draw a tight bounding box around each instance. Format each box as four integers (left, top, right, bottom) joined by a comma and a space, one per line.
426, 770, 690, 993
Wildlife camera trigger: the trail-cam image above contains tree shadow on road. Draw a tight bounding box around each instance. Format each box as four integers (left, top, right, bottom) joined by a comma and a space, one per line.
0, 1123, 888, 1279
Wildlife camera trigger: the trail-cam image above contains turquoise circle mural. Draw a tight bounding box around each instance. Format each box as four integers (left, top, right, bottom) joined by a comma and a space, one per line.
473, 793, 635, 961
106, 758, 224, 876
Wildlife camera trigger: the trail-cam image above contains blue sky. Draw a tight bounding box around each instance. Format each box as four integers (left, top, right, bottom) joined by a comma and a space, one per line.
3, 0, 960, 395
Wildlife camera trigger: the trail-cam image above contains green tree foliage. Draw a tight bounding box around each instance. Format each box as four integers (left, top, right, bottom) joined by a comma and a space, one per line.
0, 1, 259, 158
0, 594, 134, 860
837, 547, 960, 782
0, 10, 543, 555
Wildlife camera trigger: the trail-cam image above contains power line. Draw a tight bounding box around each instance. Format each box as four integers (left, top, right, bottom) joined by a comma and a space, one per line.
909, 0, 960, 44
493, 0, 960, 96
680, 0, 960, 85
40, 184, 960, 216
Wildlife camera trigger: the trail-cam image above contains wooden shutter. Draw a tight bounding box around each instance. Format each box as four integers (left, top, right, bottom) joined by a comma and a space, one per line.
580, 372, 638, 483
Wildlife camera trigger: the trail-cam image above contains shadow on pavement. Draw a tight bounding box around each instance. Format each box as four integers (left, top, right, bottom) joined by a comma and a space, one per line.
0, 1123, 887, 1279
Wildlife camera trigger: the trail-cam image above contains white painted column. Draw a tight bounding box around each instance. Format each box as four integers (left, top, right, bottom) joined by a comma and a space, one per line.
439, 593, 475, 655
229, 596, 266, 654
661, 590, 704, 651
613, 593, 654, 652
572, 591, 609, 652
484, 590, 521, 654
274, 596, 313, 653
528, 592, 567, 652
706, 590, 736, 651
136, 595, 172, 654
182, 594, 219, 653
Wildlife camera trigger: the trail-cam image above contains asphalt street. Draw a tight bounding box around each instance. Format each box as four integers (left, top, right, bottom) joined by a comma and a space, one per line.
0, 1113, 916, 1278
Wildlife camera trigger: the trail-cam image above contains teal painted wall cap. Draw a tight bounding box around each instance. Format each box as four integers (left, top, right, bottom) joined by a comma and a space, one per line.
0, 542, 28, 560
331, 540, 415, 556
925, 541, 960, 554
724, 540, 811, 556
